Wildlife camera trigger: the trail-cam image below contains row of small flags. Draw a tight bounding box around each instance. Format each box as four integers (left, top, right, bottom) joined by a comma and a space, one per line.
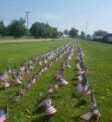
0, 43, 73, 121
0, 43, 69, 89
37, 44, 74, 116
0, 40, 101, 121
75, 40, 101, 121
0, 44, 70, 122
2, 42, 98, 121
12, 43, 72, 103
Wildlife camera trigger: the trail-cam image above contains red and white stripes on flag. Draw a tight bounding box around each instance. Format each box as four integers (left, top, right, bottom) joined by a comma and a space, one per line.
0, 109, 7, 122
46, 106, 57, 115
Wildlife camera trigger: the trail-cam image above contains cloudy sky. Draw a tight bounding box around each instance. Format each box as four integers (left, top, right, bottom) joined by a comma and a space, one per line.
0, 0, 112, 34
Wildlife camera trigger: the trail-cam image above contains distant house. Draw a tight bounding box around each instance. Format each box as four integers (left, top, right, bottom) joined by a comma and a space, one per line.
62, 34, 69, 38
103, 33, 112, 43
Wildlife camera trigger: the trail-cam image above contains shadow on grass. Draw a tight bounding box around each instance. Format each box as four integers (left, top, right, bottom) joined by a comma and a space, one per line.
50, 94, 62, 100
75, 98, 87, 107
70, 115, 80, 122
71, 76, 78, 81
33, 106, 44, 114
72, 92, 80, 99
0, 87, 5, 91
72, 93, 76, 98
32, 114, 54, 122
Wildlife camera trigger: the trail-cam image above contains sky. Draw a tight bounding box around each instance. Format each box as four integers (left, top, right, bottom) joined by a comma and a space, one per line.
0, 0, 112, 34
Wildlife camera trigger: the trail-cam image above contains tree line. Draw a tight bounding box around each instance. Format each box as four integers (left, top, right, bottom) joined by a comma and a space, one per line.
0, 18, 79, 38
1, 18, 109, 40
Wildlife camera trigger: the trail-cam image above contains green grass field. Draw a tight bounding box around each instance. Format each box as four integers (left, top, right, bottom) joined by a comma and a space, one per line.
0, 39, 112, 122
0, 39, 66, 72
80, 40, 112, 122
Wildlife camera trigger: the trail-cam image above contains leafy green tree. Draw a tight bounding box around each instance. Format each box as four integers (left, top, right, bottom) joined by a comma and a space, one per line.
58, 31, 63, 38
63, 29, 69, 35
0, 21, 7, 36
30, 22, 39, 38
7, 18, 26, 38
30, 22, 59, 38
69, 28, 78, 38
51, 27, 59, 38
93, 30, 107, 36
80, 31, 85, 39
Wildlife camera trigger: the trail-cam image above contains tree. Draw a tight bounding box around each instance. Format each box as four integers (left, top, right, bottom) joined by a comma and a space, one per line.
30, 22, 39, 38
30, 22, 59, 38
51, 27, 59, 38
0, 21, 7, 37
93, 30, 107, 36
87, 34, 92, 40
58, 31, 63, 38
7, 18, 26, 38
63, 29, 69, 36
80, 31, 85, 39
69, 28, 78, 38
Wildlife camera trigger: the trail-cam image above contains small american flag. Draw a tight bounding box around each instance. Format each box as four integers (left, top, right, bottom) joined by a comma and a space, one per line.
0, 73, 3, 81
0, 108, 7, 122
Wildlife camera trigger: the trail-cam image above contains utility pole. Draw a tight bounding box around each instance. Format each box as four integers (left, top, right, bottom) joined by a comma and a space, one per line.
85, 20, 88, 38
25, 11, 30, 29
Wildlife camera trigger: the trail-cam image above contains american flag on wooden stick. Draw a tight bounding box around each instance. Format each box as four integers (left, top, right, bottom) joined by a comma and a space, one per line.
0, 107, 7, 122
0, 73, 3, 81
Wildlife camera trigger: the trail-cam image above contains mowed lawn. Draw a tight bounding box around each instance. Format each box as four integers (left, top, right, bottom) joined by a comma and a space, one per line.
0, 39, 69, 122
0, 40, 66, 72
80, 40, 112, 122
0, 39, 112, 122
